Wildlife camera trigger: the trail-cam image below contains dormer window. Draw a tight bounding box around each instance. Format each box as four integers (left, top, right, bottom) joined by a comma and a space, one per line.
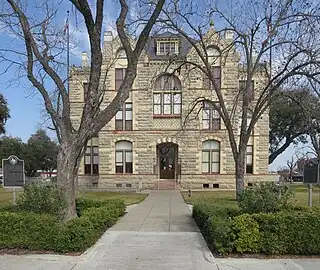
156, 40, 179, 55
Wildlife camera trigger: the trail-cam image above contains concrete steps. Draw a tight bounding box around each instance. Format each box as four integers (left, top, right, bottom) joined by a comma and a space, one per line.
156, 180, 177, 190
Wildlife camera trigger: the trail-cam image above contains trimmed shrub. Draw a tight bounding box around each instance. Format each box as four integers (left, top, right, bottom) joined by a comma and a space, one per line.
0, 198, 126, 253
55, 216, 98, 252
253, 211, 320, 255
0, 211, 59, 250
232, 214, 260, 253
193, 203, 240, 255
204, 215, 234, 254
17, 184, 67, 219
238, 182, 292, 214
193, 201, 320, 256
193, 203, 240, 228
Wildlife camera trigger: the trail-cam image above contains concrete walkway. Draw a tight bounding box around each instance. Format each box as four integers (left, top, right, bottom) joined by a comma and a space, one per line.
74, 190, 214, 269
1, 190, 320, 269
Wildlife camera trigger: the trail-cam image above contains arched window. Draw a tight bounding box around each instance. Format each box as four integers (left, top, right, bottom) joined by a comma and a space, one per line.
153, 74, 182, 116
207, 46, 220, 58
116, 48, 126, 59
202, 140, 220, 173
203, 46, 221, 90
115, 141, 133, 173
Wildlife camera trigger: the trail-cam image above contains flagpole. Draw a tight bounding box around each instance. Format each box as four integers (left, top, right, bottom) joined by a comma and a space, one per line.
67, 10, 70, 93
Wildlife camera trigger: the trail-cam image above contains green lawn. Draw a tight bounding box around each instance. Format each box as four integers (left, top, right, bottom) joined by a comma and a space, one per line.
0, 187, 147, 206
182, 184, 320, 207
77, 191, 147, 205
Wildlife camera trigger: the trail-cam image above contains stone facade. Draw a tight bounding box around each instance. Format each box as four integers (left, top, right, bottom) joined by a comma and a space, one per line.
70, 29, 275, 190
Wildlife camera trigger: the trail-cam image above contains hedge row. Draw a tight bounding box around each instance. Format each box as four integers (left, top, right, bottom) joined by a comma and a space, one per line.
0, 199, 125, 253
193, 203, 320, 255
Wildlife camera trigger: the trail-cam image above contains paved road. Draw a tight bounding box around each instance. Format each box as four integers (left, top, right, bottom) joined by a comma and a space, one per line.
1, 190, 320, 270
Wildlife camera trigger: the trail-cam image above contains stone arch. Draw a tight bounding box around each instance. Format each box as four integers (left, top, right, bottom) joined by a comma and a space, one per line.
153, 73, 182, 91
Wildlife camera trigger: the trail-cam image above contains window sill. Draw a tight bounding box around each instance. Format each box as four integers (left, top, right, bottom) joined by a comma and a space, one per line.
114, 130, 133, 132
84, 174, 99, 176
202, 172, 220, 175
153, 115, 181, 118
202, 129, 221, 132
115, 173, 133, 175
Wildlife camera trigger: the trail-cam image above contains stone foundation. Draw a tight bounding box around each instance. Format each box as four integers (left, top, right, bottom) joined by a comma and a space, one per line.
77, 173, 278, 191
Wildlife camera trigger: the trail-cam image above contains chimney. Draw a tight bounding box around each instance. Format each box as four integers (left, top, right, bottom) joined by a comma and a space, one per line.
104, 31, 113, 44
81, 52, 89, 67
224, 30, 234, 40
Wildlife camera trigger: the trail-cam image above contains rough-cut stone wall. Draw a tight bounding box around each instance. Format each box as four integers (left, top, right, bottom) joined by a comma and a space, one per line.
69, 30, 272, 189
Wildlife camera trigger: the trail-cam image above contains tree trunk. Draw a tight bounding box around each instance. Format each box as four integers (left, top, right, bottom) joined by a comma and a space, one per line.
235, 154, 245, 201
57, 142, 82, 221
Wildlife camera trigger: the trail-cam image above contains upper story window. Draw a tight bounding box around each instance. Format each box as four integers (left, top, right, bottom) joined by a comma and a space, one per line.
116, 102, 132, 131
246, 145, 253, 174
153, 74, 182, 117
115, 68, 126, 91
206, 46, 220, 64
239, 80, 254, 101
202, 140, 220, 174
203, 46, 221, 90
247, 110, 253, 129
156, 40, 179, 55
116, 48, 126, 59
202, 102, 220, 130
203, 67, 221, 90
84, 146, 99, 175
115, 141, 133, 174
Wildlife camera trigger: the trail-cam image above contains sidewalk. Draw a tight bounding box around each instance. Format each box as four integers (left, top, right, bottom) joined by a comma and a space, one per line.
1, 190, 320, 269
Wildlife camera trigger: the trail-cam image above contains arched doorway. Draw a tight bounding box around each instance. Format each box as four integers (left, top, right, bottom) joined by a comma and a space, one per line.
157, 143, 178, 179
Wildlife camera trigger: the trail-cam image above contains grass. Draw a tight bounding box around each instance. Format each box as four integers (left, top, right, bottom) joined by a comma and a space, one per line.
0, 187, 147, 206
182, 183, 320, 207
77, 191, 147, 206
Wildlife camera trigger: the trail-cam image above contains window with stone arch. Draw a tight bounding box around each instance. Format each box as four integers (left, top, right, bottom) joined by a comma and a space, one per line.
115, 141, 133, 174
202, 140, 220, 174
203, 45, 221, 90
116, 47, 126, 59
153, 74, 182, 116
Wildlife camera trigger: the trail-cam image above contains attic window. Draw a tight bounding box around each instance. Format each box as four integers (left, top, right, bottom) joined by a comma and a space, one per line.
157, 41, 179, 55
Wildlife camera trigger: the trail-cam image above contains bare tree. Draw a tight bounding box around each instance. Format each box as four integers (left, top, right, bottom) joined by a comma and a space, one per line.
153, 0, 320, 198
286, 148, 306, 183
0, 0, 165, 220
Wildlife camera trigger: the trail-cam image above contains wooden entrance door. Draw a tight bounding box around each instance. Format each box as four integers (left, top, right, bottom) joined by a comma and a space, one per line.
159, 144, 176, 179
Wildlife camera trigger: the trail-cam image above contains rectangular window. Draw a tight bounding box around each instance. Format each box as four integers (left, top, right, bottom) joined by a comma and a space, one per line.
115, 103, 132, 130
202, 102, 220, 130
157, 41, 178, 55
115, 68, 126, 91
84, 146, 99, 175
115, 150, 133, 173
239, 80, 254, 100
246, 145, 253, 174
203, 67, 221, 90
83, 82, 89, 100
153, 93, 181, 116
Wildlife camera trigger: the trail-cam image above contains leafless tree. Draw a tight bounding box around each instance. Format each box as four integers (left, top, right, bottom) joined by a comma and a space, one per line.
151, 0, 320, 198
0, 0, 165, 220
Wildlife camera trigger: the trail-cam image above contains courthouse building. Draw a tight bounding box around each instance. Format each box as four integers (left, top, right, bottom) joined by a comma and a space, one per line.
69, 28, 273, 190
